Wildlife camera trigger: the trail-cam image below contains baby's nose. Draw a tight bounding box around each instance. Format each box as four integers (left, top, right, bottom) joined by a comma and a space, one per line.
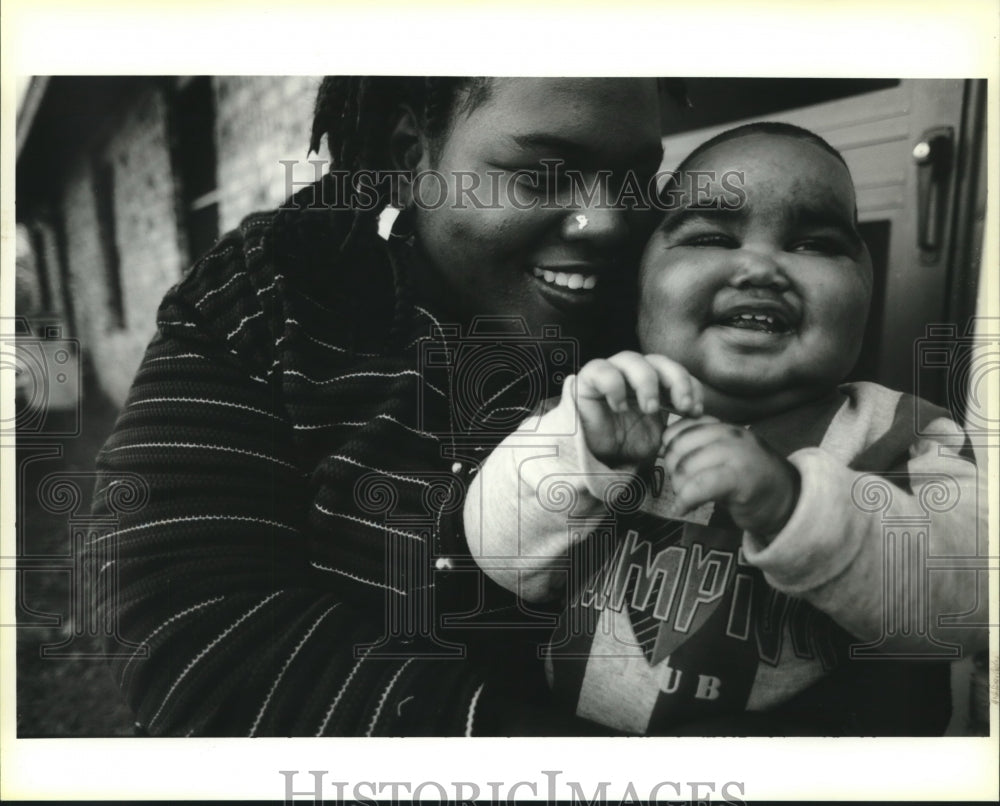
730, 248, 790, 290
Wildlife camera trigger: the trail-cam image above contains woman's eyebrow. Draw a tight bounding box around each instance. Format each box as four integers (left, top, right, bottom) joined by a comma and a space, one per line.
509, 133, 663, 166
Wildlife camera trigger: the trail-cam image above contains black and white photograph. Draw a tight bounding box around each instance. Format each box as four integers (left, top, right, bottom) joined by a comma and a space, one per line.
3, 2, 998, 803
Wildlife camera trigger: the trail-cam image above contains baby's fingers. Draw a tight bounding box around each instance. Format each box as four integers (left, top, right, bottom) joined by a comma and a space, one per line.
644, 354, 703, 417
672, 464, 738, 518
576, 359, 629, 413
605, 351, 664, 415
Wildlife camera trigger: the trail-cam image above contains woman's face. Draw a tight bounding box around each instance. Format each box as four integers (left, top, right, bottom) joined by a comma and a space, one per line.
411, 78, 663, 347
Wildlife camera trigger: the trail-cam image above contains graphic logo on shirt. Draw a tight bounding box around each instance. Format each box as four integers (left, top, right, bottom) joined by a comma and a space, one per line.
576, 522, 844, 671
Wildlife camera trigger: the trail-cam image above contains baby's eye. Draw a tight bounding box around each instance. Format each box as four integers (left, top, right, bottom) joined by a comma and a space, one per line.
789, 237, 849, 256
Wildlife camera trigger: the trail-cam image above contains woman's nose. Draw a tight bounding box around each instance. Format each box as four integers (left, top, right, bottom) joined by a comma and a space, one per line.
559, 173, 642, 245
560, 203, 630, 246
730, 247, 791, 290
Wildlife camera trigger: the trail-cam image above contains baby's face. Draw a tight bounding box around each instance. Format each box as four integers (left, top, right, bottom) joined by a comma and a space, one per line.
638, 133, 873, 420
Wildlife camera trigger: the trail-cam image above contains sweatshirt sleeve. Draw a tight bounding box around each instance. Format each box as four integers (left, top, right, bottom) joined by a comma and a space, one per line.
742, 395, 984, 655
464, 376, 638, 602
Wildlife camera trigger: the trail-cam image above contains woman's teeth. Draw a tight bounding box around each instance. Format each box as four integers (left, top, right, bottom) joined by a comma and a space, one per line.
532, 267, 597, 291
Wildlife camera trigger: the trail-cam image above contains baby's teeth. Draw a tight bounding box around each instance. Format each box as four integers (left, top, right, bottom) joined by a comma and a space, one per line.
582, 275, 597, 290
567, 274, 584, 290
544, 270, 555, 283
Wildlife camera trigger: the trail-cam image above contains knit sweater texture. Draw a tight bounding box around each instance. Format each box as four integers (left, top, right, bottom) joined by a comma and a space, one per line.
91, 187, 587, 736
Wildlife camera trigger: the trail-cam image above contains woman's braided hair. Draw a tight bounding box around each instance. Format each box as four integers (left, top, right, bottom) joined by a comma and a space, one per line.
274, 77, 686, 347
270, 78, 490, 347
309, 77, 491, 234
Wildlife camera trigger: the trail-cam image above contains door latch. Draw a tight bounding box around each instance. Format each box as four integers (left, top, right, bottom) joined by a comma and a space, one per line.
912, 126, 954, 252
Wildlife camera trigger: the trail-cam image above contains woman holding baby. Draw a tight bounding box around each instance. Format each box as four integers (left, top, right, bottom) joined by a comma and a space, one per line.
93, 77, 979, 737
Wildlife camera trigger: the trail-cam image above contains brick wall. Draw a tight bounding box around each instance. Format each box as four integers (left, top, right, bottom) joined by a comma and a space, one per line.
214, 76, 320, 232
59, 85, 185, 404
38, 77, 323, 406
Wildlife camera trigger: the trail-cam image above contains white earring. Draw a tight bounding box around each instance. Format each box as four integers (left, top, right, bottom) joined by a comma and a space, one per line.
378, 206, 401, 241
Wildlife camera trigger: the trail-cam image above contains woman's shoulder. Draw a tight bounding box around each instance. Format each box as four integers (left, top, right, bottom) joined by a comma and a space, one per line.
157, 210, 284, 355
158, 192, 398, 366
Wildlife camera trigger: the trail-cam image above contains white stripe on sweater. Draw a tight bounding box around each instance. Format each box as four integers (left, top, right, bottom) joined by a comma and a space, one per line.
91, 514, 297, 545
227, 310, 264, 341
144, 353, 208, 364
149, 591, 283, 729
321, 454, 432, 487
316, 645, 375, 735
313, 506, 427, 543
465, 682, 485, 736
128, 396, 286, 422
294, 324, 379, 358
119, 596, 226, 686
293, 421, 367, 431
196, 243, 236, 270
291, 413, 438, 440
285, 369, 443, 393
195, 269, 242, 307
255, 274, 284, 296
105, 441, 298, 470
413, 305, 446, 335
482, 405, 533, 419
365, 658, 415, 736
375, 413, 440, 440
474, 368, 537, 418
248, 603, 340, 737
309, 560, 408, 595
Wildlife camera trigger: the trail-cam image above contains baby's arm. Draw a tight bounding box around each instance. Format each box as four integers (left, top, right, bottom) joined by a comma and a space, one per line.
464, 352, 702, 602
661, 393, 984, 654
745, 415, 983, 654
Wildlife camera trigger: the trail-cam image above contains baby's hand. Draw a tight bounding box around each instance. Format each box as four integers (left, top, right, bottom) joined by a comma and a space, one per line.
575, 352, 703, 467
661, 417, 800, 539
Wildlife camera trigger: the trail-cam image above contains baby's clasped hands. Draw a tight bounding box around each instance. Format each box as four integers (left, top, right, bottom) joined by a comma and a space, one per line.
574, 351, 799, 540
574, 351, 703, 467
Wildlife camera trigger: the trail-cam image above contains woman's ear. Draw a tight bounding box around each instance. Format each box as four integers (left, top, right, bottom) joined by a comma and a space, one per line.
389, 105, 425, 208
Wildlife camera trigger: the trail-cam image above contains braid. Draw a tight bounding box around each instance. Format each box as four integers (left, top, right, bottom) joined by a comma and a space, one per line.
300, 77, 492, 348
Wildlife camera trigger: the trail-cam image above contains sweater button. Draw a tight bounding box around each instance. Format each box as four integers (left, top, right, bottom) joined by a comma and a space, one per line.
451, 461, 462, 474
435, 557, 453, 570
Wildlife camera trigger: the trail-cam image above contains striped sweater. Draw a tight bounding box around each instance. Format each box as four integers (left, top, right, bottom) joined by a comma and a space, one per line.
90, 194, 596, 736
465, 378, 984, 734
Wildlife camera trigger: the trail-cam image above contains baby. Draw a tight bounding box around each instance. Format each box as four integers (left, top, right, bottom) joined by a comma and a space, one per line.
463, 122, 982, 735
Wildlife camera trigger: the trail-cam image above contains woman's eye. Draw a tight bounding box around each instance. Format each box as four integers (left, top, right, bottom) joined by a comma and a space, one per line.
511, 168, 566, 192
682, 232, 736, 248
